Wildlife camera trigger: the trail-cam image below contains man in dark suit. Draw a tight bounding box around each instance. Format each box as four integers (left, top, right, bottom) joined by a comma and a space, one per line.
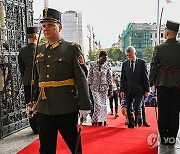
18, 26, 39, 134
149, 20, 180, 145
120, 46, 149, 128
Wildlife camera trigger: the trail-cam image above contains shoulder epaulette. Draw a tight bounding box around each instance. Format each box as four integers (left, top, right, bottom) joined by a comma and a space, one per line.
71, 42, 77, 46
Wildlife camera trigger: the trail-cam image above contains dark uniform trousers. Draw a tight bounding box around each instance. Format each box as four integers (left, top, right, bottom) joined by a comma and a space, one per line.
24, 85, 38, 133
109, 90, 119, 114
157, 86, 180, 143
126, 87, 143, 127
36, 111, 82, 154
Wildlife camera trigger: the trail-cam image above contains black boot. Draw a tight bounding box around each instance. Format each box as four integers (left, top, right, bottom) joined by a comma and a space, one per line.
104, 121, 108, 126
98, 122, 102, 126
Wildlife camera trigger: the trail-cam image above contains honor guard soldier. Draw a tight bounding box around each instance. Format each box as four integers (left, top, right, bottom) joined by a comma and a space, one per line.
18, 26, 39, 134
33, 8, 91, 154
149, 20, 180, 145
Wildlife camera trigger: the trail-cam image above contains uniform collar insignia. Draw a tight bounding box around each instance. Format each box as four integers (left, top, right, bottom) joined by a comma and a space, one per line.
46, 39, 62, 49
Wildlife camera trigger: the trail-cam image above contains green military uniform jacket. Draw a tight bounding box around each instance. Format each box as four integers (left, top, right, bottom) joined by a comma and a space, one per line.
149, 38, 180, 87
18, 43, 36, 86
34, 39, 91, 115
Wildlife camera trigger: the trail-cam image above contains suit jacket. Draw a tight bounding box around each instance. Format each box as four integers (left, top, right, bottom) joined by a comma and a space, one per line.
149, 38, 180, 87
18, 43, 36, 85
120, 58, 149, 96
33, 39, 91, 115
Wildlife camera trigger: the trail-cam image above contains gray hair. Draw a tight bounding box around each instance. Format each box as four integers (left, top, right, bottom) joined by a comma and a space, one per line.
126, 46, 136, 53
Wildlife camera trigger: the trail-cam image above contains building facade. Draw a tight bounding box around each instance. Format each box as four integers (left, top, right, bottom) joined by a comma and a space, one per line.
121, 23, 151, 58
61, 10, 83, 50
121, 22, 180, 58
150, 23, 180, 46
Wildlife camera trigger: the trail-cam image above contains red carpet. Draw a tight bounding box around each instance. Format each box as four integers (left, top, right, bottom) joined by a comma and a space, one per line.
17, 107, 158, 154
107, 107, 158, 131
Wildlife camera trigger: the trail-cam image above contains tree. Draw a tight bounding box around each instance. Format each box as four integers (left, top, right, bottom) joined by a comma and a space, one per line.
107, 46, 125, 62
87, 51, 99, 61
143, 46, 154, 63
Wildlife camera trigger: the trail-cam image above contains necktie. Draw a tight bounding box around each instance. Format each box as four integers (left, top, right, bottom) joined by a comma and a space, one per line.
130, 61, 134, 73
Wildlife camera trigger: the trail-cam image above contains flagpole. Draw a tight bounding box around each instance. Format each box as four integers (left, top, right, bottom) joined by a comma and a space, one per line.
159, 7, 164, 44
157, 0, 160, 45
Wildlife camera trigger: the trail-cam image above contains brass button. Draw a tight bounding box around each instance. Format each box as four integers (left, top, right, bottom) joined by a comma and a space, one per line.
48, 55, 51, 58
59, 58, 62, 61
71, 90, 74, 92
47, 65, 50, 68
47, 75, 50, 78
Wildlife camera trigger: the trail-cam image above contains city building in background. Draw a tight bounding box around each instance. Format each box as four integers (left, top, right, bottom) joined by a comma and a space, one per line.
61, 10, 83, 50
117, 35, 123, 51
150, 23, 180, 46
121, 23, 151, 58
87, 25, 101, 52
120, 22, 180, 58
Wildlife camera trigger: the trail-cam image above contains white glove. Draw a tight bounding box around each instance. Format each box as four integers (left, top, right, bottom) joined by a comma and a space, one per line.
79, 110, 91, 119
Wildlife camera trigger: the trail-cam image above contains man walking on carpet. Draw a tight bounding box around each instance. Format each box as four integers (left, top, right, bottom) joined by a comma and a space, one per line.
120, 46, 149, 129
31, 8, 91, 154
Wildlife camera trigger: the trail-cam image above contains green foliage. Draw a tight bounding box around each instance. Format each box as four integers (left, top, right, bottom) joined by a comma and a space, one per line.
87, 51, 99, 61
143, 46, 154, 63
107, 46, 125, 61
87, 47, 126, 63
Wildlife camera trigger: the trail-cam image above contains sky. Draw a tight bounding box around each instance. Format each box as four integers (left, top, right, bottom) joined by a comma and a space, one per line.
33, 0, 180, 50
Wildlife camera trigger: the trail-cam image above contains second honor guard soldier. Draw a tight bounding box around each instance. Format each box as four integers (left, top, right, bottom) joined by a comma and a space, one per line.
18, 26, 39, 134
149, 20, 180, 145
33, 8, 91, 153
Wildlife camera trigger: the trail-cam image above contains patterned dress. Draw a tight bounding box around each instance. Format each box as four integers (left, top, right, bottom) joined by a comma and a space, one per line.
88, 60, 112, 123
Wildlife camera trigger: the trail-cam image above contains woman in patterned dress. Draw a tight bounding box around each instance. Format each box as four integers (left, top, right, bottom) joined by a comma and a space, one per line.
88, 51, 112, 126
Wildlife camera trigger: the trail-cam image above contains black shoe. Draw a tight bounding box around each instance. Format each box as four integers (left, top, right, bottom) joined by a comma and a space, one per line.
128, 124, 135, 129
115, 114, 119, 118
137, 119, 142, 127
98, 122, 102, 126
143, 122, 150, 127
104, 121, 108, 126
125, 121, 128, 125
92, 122, 98, 126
